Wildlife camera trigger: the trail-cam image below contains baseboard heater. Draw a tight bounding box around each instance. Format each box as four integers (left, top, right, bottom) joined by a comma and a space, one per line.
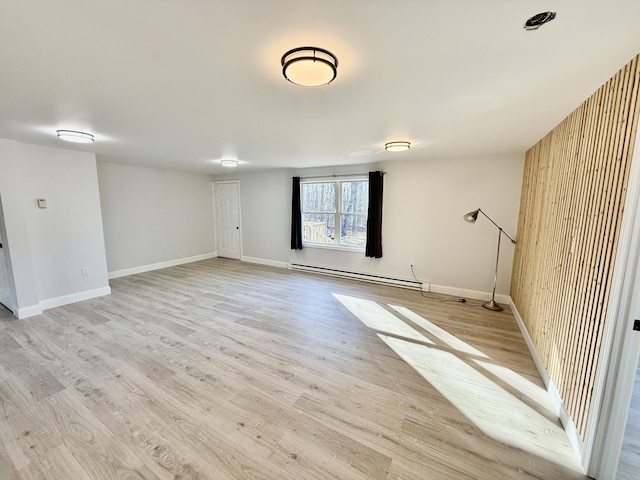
289, 263, 422, 290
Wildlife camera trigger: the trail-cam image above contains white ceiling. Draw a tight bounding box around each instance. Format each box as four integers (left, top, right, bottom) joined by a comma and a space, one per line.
1, 0, 640, 174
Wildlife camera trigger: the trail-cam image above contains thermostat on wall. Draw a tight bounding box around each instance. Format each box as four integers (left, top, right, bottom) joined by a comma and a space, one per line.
37, 198, 47, 209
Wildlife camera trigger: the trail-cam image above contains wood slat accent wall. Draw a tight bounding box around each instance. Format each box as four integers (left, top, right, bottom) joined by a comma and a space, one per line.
511, 54, 640, 438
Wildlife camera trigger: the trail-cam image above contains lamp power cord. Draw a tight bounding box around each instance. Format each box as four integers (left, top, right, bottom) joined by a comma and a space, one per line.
410, 265, 484, 307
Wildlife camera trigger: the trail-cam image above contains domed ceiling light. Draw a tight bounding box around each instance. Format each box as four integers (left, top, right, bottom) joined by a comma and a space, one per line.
220, 159, 239, 167
56, 130, 94, 143
385, 141, 411, 152
281, 47, 338, 87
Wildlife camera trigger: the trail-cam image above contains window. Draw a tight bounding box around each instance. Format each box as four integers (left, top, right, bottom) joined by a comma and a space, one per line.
301, 178, 369, 249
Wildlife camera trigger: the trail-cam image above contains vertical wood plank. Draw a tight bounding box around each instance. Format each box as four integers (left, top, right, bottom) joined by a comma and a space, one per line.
511, 54, 640, 438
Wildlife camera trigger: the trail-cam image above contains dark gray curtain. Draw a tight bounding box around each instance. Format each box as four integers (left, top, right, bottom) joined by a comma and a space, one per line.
365, 171, 384, 258
291, 176, 303, 250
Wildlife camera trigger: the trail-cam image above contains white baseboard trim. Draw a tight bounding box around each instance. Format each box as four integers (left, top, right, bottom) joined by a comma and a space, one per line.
507, 297, 551, 384
241, 256, 289, 269
508, 297, 586, 469
430, 284, 510, 304
39, 286, 112, 311
17, 304, 43, 319
108, 252, 217, 279
15, 285, 112, 319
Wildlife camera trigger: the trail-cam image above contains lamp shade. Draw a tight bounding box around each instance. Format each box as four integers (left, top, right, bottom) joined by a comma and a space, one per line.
56, 130, 94, 143
281, 47, 338, 87
463, 209, 479, 223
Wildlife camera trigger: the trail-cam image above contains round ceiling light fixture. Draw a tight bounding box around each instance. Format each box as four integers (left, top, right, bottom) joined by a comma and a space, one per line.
385, 141, 411, 152
523, 11, 556, 31
56, 129, 94, 143
220, 159, 239, 168
281, 46, 338, 87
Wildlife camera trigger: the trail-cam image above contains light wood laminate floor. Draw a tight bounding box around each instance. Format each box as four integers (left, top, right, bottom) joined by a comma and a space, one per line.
617, 361, 640, 479
0, 258, 589, 479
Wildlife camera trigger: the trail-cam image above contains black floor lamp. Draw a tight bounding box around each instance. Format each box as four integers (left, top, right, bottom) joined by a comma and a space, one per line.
463, 208, 516, 311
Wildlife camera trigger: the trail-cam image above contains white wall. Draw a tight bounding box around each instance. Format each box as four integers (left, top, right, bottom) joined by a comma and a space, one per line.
213, 153, 524, 296
0, 139, 110, 317
0, 139, 38, 312
97, 162, 216, 274
228, 169, 292, 264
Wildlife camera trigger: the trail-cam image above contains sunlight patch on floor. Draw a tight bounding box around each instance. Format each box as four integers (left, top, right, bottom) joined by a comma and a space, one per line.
389, 304, 489, 358
332, 294, 433, 344
378, 334, 581, 470
332, 293, 582, 473
389, 305, 557, 420
473, 359, 558, 421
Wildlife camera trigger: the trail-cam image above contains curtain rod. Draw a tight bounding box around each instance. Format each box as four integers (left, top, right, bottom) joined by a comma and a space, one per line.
299, 171, 386, 180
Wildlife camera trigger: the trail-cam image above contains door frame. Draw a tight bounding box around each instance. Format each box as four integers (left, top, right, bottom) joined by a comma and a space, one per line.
212, 180, 242, 260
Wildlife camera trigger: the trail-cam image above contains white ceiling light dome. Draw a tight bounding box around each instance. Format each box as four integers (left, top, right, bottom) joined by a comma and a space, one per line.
56, 130, 94, 143
385, 141, 411, 152
281, 46, 338, 87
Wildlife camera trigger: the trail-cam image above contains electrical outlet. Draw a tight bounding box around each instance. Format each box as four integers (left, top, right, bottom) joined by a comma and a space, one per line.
81, 267, 90, 277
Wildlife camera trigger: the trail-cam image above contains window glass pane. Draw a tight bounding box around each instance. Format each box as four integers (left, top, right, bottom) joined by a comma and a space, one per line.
301, 179, 368, 249
341, 181, 368, 214
302, 182, 335, 213
339, 214, 367, 246
303, 213, 335, 243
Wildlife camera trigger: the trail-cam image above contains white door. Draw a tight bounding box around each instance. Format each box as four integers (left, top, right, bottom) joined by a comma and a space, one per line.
0, 197, 14, 310
213, 182, 241, 259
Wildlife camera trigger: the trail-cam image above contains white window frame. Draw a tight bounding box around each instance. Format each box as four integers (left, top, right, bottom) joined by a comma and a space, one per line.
301, 176, 368, 252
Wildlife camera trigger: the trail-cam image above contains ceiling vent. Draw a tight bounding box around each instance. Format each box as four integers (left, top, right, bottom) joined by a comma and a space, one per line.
523, 11, 556, 31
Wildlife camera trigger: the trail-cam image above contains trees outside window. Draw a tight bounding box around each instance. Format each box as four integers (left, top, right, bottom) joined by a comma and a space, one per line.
301, 179, 368, 249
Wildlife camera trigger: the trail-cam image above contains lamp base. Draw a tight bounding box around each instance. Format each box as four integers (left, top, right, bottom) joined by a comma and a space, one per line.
482, 300, 504, 312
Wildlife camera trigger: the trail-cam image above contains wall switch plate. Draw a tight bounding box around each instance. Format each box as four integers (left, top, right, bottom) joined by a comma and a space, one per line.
633, 319, 640, 332
81, 267, 90, 277
37, 198, 47, 209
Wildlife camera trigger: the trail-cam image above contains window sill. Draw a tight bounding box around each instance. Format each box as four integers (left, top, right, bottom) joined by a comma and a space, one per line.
302, 243, 365, 254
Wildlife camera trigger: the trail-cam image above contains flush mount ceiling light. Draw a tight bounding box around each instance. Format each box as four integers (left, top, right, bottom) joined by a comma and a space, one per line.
523, 11, 556, 31
220, 159, 239, 168
385, 141, 411, 152
56, 130, 94, 143
281, 46, 338, 87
